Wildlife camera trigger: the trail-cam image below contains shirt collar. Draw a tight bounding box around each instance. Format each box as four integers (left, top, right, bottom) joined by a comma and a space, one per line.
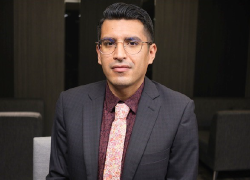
105, 82, 144, 113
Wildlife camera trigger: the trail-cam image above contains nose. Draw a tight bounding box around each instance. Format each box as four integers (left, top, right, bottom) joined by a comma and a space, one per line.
113, 41, 126, 61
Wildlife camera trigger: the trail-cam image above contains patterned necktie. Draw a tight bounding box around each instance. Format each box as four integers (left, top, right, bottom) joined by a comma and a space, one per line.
103, 103, 130, 180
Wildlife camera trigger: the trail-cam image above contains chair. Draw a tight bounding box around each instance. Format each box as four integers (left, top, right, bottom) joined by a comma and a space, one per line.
33, 137, 51, 180
0, 112, 42, 180
199, 110, 250, 180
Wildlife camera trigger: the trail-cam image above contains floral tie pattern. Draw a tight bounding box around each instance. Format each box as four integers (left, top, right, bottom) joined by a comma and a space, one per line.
103, 103, 130, 180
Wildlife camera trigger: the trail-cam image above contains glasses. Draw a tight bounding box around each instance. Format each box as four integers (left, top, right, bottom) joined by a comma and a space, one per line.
95, 38, 153, 55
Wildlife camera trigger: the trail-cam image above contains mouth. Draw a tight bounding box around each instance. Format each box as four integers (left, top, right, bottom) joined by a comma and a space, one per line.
111, 65, 131, 72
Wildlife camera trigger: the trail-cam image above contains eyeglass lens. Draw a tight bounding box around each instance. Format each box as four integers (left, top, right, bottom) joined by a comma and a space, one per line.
99, 39, 143, 55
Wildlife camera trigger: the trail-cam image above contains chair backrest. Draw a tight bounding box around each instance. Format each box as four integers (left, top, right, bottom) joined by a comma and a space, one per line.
208, 110, 250, 170
0, 112, 42, 180
193, 98, 250, 128
0, 99, 44, 120
33, 137, 51, 180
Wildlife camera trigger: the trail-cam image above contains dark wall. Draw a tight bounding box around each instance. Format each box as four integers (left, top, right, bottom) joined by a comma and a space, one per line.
0, 0, 14, 97
153, 0, 198, 97
65, 3, 80, 90
194, 0, 250, 97
14, 0, 65, 136
0, 0, 65, 136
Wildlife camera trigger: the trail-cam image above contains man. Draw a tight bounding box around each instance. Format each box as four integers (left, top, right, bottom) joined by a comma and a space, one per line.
47, 2, 198, 180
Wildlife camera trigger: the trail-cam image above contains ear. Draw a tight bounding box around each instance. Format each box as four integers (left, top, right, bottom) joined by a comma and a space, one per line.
148, 43, 157, 64
96, 45, 102, 65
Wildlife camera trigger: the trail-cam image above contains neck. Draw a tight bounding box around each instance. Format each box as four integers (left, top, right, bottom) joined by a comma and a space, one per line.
107, 81, 143, 101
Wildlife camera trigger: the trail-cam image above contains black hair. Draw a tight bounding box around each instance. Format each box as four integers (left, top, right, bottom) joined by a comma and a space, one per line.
97, 2, 154, 42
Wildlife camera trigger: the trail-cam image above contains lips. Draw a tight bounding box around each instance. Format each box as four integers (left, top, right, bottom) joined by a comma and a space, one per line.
112, 65, 130, 72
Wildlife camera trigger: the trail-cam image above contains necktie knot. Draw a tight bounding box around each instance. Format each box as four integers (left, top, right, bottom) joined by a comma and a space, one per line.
115, 103, 130, 120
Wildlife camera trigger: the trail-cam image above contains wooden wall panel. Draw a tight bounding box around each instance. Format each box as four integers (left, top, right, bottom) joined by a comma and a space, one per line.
153, 0, 198, 97
0, 0, 14, 97
14, 0, 65, 135
194, 0, 249, 97
246, 28, 250, 98
79, 0, 142, 85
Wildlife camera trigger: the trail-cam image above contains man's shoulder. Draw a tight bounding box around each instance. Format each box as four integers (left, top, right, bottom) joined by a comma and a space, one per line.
149, 79, 192, 104
65, 80, 106, 93
60, 80, 106, 102
146, 79, 194, 115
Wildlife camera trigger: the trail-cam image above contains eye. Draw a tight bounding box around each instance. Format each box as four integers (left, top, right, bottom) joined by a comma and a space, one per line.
127, 40, 139, 46
102, 40, 115, 47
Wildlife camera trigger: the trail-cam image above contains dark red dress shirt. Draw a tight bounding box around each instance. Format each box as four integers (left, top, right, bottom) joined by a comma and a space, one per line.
98, 82, 144, 180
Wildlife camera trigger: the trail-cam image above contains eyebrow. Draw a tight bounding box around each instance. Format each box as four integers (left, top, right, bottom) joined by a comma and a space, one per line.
100, 36, 142, 41
100, 37, 115, 42
125, 37, 141, 41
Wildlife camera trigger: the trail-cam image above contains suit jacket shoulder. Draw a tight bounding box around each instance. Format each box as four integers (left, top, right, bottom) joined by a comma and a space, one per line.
59, 80, 106, 108
144, 78, 192, 113
151, 79, 191, 103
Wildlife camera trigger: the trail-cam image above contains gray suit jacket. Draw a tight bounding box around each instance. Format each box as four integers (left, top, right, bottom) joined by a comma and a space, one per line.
47, 77, 198, 180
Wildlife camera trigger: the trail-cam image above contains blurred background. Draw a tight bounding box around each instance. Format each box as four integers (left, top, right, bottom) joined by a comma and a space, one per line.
0, 0, 250, 179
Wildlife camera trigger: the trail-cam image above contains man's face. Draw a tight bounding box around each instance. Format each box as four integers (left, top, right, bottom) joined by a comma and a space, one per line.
97, 19, 157, 92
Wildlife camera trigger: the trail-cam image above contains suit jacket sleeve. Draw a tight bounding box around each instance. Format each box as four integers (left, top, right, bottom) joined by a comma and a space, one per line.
46, 92, 69, 180
166, 100, 199, 180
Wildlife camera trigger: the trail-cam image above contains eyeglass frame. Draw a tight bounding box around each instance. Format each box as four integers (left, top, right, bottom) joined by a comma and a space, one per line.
95, 38, 153, 55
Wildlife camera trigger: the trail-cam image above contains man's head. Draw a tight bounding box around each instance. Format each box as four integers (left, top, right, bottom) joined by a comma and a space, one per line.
97, 2, 154, 42
96, 3, 157, 99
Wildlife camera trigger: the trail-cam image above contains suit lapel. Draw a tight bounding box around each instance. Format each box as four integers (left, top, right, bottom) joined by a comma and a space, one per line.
82, 81, 106, 180
122, 78, 161, 179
